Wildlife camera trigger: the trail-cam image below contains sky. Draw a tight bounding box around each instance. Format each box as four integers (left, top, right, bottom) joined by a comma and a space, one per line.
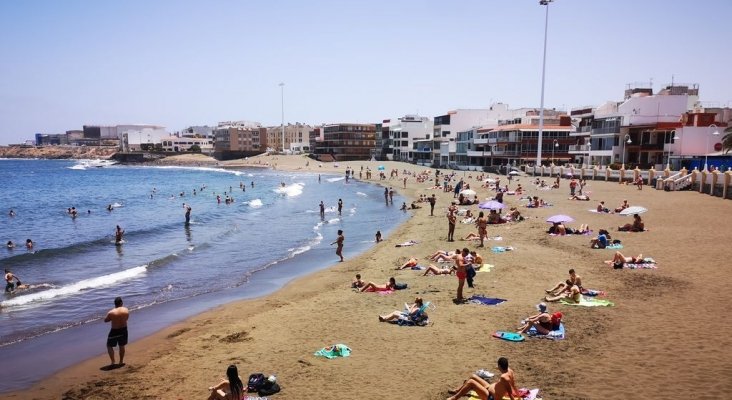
1, 0, 730, 144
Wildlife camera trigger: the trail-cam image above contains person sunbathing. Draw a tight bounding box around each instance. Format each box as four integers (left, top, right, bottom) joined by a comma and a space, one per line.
379, 297, 424, 322
606, 251, 643, 269
429, 249, 460, 262
618, 214, 645, 232
447, 357, 519, 400
423, 264, 456, 276
596, 201, 609, 213
396, 257, 419, 270
546, 269, 582, 295
360, 277, 396, 292
460, 233, 481, 241
507, 207, 523, 221
351, 274, 365, 289
548, 222, 567, 235
614, 199, 629, 213
569, 194, 590, 201
544, 281, 581, 303
516, 305, 552, 335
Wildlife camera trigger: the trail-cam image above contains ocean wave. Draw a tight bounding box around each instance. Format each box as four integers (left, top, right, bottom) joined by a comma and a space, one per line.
144, 165, 245, 177
0, 266, 147, 308
67, 165, 86, 170
327, 218, 340, 224
326, 177, 345, 182
273, 182, 304, 197
248, 199, 263, 208
356, 192, 367, 197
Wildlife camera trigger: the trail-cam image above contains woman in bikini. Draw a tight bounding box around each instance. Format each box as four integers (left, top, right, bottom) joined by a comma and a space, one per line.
360, 277, 396, 292
423, 264, 456, 276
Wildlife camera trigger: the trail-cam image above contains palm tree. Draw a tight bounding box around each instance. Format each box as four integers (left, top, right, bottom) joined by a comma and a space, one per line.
723, 126, 732, 154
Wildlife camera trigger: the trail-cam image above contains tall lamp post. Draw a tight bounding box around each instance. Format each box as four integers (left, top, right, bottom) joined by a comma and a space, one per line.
535, 0, 554, 167
279, 82, 285, 153
551, 139, 558, 166
704, 124, 719, 171
622, 134, 632, 168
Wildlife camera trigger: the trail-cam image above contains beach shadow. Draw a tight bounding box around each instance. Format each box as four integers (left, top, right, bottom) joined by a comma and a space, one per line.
100, 363, 125, 371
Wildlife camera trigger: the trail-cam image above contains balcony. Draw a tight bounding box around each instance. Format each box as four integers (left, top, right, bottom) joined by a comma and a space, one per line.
568, 145, 591, 153
473, 138, 489, 144
591, 127, 620, 135
569, 126, 592, 136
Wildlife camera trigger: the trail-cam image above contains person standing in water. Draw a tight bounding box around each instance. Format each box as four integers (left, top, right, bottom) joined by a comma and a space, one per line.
331, 230, 344, 262
184, 204, 192, 225
337, 199, 343, 216
104, 296, 129, 367
115, 225, 125, 245
5, 269, 20, 293
319, 201, 325, 219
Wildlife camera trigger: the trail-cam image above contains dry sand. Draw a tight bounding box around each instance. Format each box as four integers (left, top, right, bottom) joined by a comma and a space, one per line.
5, 154, 731, 400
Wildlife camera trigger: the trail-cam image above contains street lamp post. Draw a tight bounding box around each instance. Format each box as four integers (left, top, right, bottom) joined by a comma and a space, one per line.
536, 0, 554, 167
705, 124, 720, 171
279, 82, 285, 153
622, 134, 632, 168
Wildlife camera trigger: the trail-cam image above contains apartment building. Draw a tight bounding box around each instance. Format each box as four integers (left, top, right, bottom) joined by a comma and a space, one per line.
313, 123, 376, 162
266, 123, 313, 153
212, 121, 267, 160
383, 115, 433, 162
160, 136, 214, 153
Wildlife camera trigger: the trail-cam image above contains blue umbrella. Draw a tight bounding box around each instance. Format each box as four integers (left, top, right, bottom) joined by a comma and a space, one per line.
479, 200, 505, 210
377, 165, 385, 171
546, 214, 574, 223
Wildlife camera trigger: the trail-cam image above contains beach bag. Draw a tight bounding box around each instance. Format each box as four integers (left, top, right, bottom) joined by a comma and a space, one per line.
247, 373, 266, 392
394, 283, 408, 290
258, 380, 281, 396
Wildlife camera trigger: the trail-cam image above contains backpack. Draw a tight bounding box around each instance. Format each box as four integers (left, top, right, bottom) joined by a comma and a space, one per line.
247, 373, 266, 392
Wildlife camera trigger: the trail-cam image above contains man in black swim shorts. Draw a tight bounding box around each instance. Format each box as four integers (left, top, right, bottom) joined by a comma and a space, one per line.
104, 296, 130, 367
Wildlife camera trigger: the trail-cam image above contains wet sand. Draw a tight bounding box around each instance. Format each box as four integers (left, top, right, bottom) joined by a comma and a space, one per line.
5, 154, 731, 400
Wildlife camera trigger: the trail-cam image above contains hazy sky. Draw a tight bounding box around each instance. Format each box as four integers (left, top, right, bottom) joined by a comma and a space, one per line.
1, 0, 730, 144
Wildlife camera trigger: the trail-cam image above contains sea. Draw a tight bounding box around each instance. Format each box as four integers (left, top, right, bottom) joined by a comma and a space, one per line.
0, 159, 408, 392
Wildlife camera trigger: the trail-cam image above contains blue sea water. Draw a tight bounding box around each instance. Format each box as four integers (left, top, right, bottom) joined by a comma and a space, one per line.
0, 159, 407, 389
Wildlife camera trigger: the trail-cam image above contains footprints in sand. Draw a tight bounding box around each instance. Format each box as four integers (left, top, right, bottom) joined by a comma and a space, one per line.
219, 330, 252, 343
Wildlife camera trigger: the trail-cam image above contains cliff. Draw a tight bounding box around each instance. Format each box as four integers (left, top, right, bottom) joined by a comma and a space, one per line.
0, 146, 117, 160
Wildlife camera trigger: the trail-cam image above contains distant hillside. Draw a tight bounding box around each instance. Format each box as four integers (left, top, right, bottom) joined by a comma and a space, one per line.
0, 145, 117, 160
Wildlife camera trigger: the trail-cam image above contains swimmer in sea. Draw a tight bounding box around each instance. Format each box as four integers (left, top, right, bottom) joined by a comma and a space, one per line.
4, 269, 20, 293
8, 209, 15, 217
115, 225, 125, 245
25, 239, 34, 250
184, 204, 192, 225
107, 204, 114, 212
7, 241, 15, 249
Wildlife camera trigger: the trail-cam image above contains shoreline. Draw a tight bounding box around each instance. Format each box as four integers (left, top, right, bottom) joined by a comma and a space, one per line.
5, 155, 732, 400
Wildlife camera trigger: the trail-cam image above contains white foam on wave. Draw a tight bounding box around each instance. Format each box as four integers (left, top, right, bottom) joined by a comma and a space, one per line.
273, 182, 304, 197
327, 218, 340, 224
356, 192, 367, 197
0, 266, 147, 308
150, 165, 245, 176
324, 206, 337, 214
248, 199, 263, 208
111, 202, 123, 208
68, 164, 86, 170
326, 177, 345, 182
313, 221, 324, 230
349, 207, 356, 215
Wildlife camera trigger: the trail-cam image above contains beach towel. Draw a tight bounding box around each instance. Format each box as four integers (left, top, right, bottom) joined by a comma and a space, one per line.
623, 263, 657, 269
605, 243, 623, 249
527, 323, 565, 340
314, 344, 351, 359
466, 388, 541, 400
395, 240, 419, 247
491, 246, 514, 253
467, 295, 506, 306
580, 288, 606, 297
377, 290, 395, 296
476, 264, 495, 273
410, 265, 425, 270
560, 297, 614, 307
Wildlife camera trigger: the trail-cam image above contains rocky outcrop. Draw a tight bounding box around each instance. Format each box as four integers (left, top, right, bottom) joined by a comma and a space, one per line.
0, 146, 117, 160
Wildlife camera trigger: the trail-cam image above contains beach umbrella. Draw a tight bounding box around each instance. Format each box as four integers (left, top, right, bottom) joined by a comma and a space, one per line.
546, 214, 574, 223
485, 178, 497, 184
460, 189, 476, 196
479, 200, 505, 210
619, 206, 648, 216
377, 165, 385, 171
509, 171, 520, 175
565, 172, 573, 177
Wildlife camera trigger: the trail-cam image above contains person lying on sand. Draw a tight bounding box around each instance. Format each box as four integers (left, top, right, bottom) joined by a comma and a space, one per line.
351, 274, 365, 289
545, 281, 581, 303
545, 269, 582, 295
569, 194, 590, 201
614, 199, 629, 213
447, 357, 519, 400
379, 297, 425, 322
423, 264, 456, 276
360, 277, 396, 292
428, 249, 460, 262
605, 251, 644, 269
396, 257, 419, 270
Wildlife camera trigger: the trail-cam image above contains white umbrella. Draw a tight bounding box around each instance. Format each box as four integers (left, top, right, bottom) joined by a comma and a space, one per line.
485, 178, 497, 184
460, 189, 476, 196
619, 206, 648, 216
509, 171, 520, 175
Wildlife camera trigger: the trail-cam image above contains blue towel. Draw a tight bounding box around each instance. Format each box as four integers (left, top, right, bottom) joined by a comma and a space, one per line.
467, 295, 507, 306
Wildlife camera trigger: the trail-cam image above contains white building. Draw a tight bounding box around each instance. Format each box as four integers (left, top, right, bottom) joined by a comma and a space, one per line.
118, 125, 168, 151
384, 115, 433, 161
161, 136, 214, 154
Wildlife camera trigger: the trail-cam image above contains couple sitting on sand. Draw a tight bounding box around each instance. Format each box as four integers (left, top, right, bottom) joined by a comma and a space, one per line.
544, 269, 582, 303
547, 223, 590, 236
618, 214, 645, 232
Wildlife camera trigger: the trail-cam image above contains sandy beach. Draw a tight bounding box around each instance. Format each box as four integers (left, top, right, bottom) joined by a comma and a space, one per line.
5, 154, 731, 400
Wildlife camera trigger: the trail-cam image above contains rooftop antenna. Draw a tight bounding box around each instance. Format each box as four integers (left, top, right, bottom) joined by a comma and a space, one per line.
671, 74, 675, 86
